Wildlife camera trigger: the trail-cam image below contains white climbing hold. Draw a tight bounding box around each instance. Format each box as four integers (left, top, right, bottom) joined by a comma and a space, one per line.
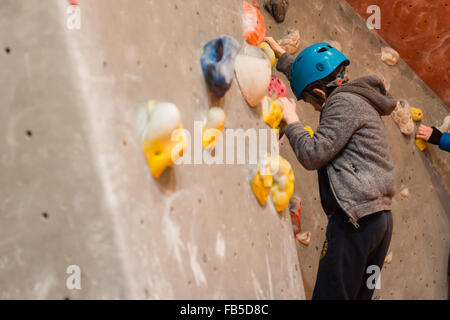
202, 107, 226, 150
142, 101, 187, 179
381, 47, 400, 66
437, 115, 450, 133
278, 28, 301, 55
384, 251, 393, 264
235, 44, 272, 107
400, 187, 409, 198
296, 231, 311, 246
391, 99, 414, 135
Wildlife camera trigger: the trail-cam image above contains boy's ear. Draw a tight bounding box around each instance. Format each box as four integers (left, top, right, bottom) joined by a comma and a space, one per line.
312, 88, 327, 100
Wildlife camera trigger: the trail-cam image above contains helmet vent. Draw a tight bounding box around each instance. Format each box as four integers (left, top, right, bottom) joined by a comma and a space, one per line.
318, 47, 328, 53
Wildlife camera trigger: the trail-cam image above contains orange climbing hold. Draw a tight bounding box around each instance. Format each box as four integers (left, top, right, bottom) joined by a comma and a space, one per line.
243, 1, 266, 47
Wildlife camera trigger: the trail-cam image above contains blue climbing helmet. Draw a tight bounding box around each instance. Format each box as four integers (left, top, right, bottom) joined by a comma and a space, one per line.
291, 42, 350, 100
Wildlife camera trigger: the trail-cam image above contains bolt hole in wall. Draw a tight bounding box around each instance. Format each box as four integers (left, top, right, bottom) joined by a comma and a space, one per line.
41, 212, 49, 219
5, 47, 10, 54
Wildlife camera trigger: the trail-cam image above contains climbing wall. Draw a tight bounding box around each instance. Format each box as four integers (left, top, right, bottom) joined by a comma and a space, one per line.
346, 0, 450, 109
260, 0, 449, 299
0, 0, 448, 300
0, 0, 304, 299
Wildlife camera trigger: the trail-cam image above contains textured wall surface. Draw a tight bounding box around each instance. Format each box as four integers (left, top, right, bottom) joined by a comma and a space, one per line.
0, 0, 448, 300
346, 0, 450, 109
0, 0, 305, 299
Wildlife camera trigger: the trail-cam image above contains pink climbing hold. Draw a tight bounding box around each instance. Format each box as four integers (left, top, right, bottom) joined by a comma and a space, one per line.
252, 0, 261, 8
268, 76, 287, 98
68, 0, 78, 5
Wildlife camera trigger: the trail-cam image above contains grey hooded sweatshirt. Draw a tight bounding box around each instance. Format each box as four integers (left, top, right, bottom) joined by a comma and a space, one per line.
283, 73, 397, 222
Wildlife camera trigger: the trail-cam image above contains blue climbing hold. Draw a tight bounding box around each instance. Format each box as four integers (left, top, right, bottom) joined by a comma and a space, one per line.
200, 35, 240, 98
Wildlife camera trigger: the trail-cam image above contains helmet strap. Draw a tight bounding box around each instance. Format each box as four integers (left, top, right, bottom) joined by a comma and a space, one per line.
325, 68, 350, 89
303, 91, 326, 110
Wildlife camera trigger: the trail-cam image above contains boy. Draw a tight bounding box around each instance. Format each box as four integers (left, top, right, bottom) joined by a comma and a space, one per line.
265, 37, 396, 300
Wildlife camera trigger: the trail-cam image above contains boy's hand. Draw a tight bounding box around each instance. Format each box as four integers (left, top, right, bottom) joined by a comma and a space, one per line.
280, 97, 299, 124
264, 36, 286, 58
416, 125, 433, 141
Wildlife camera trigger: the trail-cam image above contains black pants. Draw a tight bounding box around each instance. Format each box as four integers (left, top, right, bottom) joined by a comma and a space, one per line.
312, 208, 393, 300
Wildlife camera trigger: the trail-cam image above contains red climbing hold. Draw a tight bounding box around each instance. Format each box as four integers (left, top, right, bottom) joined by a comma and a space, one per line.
268, 76, 287, 98
289, 196, 302, 237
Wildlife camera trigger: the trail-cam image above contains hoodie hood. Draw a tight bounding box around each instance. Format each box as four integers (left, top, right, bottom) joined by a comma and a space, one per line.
328, 75, 397, 116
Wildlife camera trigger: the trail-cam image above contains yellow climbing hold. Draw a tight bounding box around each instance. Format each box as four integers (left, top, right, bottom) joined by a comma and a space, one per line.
415, 138, 427, 151
250, 154, 295, 212
262, 95, 283, 129
142, 101, 187, 179
259, 41, 276, 68
410, 107, 423, 121
250, 155, 273, 206
271, 155, 295, 212
250, 171, 271, 206
304, 126, 314, 138
202, 107, 226, 150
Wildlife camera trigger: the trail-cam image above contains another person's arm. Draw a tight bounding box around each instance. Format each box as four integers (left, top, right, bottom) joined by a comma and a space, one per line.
416, 125, 450, 153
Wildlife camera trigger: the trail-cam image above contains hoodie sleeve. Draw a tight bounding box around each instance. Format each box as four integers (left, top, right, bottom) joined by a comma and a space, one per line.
439, 132, 450, 153
276, 52, 294, 82
284, 97, 362, 170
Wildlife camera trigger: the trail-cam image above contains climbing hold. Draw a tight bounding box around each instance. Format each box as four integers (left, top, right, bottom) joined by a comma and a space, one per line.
381, 47, 400, 66
243, 1, 266, 47
304, 126, 314, 138
437, 115, 450, 132
289, 196, 302, 236
250, 157, 272, 206
391, 99, 414, 135
235, 44, 272, 107
271, 155, 295, 212
296, 231, 311, 246
200, 36, 240, 98
250, 154, 295, 212
262, 95, 283, 129
264, 0, 289, 23
384, 251, 393, 264
259, 42, 276, 68
410, 107, 423, 121
251, 0, 260, 8
324, 40, 342, 52
400, 187, 409, 198
68, 0, 78, 5
202, 107, 226, 150
142, 101, 187, 179
278, 28, 300, 55
415, 138, 428, 151
377, 74, 390, 91
267, 76, 287, 98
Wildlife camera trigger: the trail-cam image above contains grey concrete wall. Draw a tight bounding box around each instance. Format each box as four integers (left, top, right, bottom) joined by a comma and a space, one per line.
0, 0, 448, 300
0, 0, 305, 299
